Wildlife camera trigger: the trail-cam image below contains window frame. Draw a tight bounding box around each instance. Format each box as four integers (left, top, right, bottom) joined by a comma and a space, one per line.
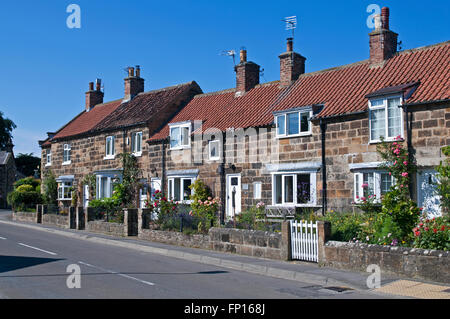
275, 108, 312, 139
368, 95, 404, 143
167, 175, 197, 203
253, 181, 262, 200
169, 122, 191, 150
104, 136, 115, 159
271, 171, 317, 207
131, 131, 143, 156
353, 170, 395, 203
208, 140, 220, 161
45, 150, 52, 167
57, 181, 72, 200
62, 144, 71, 165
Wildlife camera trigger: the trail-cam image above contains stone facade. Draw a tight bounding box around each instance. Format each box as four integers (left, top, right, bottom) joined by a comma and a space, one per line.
147, 102, 449, 216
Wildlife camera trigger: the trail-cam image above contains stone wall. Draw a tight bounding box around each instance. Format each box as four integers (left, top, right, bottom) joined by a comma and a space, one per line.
209, 227, 287, 260
86, 221, 125, 237
322, 241, 450, 284
42, 214, 70, 229
12, 212, 37, 223
139, 229, 210, 250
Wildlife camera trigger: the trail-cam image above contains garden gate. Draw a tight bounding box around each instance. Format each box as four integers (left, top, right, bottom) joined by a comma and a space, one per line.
290, 220, 318, 262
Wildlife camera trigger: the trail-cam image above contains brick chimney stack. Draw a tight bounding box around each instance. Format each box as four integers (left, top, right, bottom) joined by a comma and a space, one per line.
85, 79, 104, 112
234, 49, 260, 96
279, 38, 306, 86
124, 66, 145, 101
369, 7, 398, 65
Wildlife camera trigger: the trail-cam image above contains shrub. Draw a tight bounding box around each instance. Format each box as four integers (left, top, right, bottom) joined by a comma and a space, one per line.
42, 171, 58, 205
14, 177, 40, 190
435, 146, 450, 215
236, 202, 266, 230
413, 216, 450, 251
7, 189, 42, 212
189, 179, 220, 233
321, 212, 369, 242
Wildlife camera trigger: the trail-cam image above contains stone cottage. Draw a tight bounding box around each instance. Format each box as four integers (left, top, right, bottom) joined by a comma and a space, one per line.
40, 66, 201, 208
147, 7, 449, 221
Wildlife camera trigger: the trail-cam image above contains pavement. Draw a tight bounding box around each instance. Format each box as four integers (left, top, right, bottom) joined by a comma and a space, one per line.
0, 209, 448, 299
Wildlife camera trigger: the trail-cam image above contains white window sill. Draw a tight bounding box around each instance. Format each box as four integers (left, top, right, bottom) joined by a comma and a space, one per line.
276, 133, 312, 139
103, 155, 116, 160
58, 198, 71, 201
170, 146, 191, 151
45, 163, 52, 167
369, 137, 404, 144
272, 203, 318, 208
62, 161, 71, 166
209, 157, 220, 161
132, 152, 142, 157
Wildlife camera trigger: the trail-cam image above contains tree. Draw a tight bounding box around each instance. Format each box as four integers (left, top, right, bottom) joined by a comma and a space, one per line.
15, 153, 41, 178
0, 111, 16, 150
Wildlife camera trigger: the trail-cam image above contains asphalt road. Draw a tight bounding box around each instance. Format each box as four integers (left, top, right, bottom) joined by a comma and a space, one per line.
0, 213, 394, 299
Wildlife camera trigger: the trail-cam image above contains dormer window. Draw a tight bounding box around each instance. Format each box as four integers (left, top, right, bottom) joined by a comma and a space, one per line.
275, 107, 312, 138
170, 122, 191, 150
369, 96, 403, 143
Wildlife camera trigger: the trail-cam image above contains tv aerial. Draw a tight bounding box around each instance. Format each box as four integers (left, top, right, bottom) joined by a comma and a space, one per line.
282, 16, 297, 38
220, 49, 236, 67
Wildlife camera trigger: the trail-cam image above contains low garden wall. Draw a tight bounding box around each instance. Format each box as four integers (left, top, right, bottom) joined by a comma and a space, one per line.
12, 211, 38, 223
86, 221, 126, 237
208, 227, 288, 260
139, 229, 210, 250
322, 241, 450, 284
42, 213, 71, 229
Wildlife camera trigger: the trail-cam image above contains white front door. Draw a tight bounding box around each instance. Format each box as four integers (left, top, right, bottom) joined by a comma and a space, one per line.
139, 185, 148, 209
226, 174, 242, 219
83, 184, 89, 208
417, 169, 441, 218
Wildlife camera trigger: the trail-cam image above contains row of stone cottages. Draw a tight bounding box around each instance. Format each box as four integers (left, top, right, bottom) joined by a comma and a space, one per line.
40, 8, 449, 222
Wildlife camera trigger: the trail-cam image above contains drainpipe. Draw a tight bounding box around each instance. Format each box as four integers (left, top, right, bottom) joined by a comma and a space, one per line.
403, 102, 414, 199
161, 139, 167, 196
320, 118, 327, 216
219, 134, 226, 225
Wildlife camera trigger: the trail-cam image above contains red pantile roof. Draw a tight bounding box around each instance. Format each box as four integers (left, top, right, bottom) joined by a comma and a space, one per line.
43, 82, 201, 146
149, 41, 449, 141
51, 99, 122, 140
93, 82, 201, 132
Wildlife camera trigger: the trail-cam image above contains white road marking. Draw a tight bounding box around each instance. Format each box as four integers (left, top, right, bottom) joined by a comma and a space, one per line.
78, 261, 155, 286
0, 236, 6, 240
17, 243, 57, 256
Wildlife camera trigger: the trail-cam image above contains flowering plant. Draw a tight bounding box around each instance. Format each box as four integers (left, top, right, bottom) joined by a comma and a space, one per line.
413, 216, 450, 251
147, 190, 178, 227
189, 179, 220, 233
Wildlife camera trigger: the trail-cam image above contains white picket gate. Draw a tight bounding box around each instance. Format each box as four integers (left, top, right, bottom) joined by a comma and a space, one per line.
290, 220, 319, 262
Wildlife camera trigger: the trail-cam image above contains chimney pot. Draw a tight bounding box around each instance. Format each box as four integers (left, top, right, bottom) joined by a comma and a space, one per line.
381, 7, 390, 30
287, 38, 293, 52
124, 65, 144, 101
95, 79, 102, 91
135, 65, 141, 78
128, 67, 135, 77
240, 49, 247, 63
89, 82, 94, 91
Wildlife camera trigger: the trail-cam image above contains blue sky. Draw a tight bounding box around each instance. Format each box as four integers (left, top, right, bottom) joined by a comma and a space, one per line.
0, 0, 448, 156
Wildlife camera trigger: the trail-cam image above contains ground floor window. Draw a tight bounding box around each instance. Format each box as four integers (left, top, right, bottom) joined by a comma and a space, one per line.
353, 171, 394, 202
96, 174, 121, 199
272, 172, 316, 206
58, 181, 72, 200
168, 176, 196, 203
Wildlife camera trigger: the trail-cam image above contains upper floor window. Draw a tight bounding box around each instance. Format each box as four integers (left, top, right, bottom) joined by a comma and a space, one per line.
275, 108, 312, 138
131, 132, 143, 156
369, 96, 403, 143
46, 150, 52, 167
170, 122, 191, 150
105, 136, 115, 159
63, 144, 71, 165
209, 140, 220, 161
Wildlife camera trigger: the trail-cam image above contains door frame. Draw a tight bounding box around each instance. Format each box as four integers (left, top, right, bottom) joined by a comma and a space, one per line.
226, 173, 242, 219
